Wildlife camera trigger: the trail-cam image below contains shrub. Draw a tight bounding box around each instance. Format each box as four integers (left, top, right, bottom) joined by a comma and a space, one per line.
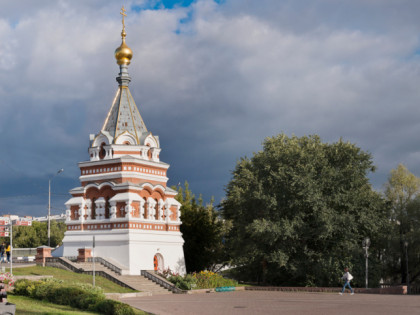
13, 279, 40, 296
167, 271, 238, 290
11, 278, 135, 314
168, 274, 197, 290
94, 299, 135, 315
193, 271, 238, 289
159, 267, 179, 279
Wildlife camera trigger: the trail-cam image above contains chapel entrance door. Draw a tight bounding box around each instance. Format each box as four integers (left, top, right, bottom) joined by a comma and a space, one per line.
153, 254, 164, 272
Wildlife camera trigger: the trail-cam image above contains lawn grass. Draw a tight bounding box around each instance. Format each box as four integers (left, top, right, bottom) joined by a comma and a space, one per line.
5, 265, 136, 293
3, 266, 149, 314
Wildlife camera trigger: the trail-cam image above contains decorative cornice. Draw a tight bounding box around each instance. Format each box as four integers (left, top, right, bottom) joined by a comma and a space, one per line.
78, 156, 169, 169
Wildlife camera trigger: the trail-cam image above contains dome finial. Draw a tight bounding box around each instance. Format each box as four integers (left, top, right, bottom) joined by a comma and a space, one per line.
115, 5, 133, 66
120, 5, 127, 39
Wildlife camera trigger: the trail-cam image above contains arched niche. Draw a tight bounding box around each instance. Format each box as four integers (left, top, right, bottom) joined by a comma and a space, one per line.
92, 132, 112, 148
115, 131, 137, 145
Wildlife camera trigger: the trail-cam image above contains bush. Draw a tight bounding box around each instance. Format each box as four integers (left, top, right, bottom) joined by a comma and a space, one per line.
167, 271, 238, 290
13, 279, 40, 296
12, 278, 134, 314
94, 299, 135, 315
193, 271, 238, 289
168, 274, 197, 290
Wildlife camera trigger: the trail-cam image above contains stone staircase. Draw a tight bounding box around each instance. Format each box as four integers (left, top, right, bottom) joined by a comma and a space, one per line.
51, 259, 173, 295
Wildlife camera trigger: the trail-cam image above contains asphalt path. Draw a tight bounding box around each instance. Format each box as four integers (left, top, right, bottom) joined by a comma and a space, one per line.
121, 290, 420, 315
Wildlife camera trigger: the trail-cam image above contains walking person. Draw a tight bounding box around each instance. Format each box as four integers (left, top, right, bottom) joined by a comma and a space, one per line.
339, 267, 354, 295
5, 244, 10, 263
0, 243, 4, 263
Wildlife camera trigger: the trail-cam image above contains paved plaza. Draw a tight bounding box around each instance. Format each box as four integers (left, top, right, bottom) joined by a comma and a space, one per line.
121, 290, 420, 315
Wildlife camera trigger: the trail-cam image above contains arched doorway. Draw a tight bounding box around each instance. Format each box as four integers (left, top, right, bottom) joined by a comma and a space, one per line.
153, 253, 164, 272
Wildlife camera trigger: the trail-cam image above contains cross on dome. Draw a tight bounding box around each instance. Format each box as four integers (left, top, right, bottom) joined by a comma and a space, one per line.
120, 6, 127, 33
115, 5, 132, 66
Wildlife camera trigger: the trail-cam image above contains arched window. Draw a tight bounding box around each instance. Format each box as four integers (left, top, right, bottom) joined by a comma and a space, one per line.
105, 197, 110, 219
143, 197, 148, 219
99, 142, 106, 160
91, 198, 96, 220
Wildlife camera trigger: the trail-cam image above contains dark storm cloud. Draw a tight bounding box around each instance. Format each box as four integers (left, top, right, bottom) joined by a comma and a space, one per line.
1, 0, 420, 216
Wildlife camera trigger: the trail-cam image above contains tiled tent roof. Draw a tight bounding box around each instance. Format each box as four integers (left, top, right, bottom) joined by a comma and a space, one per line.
102, 86, 148, 144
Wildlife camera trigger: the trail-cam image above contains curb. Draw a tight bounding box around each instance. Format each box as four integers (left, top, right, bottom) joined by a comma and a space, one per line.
106, 292, 152, 300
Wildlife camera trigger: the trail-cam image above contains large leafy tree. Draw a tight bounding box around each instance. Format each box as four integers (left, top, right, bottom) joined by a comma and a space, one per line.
222, 134, 387, 286
384, 164, 420, 284
176, 182, 228, 273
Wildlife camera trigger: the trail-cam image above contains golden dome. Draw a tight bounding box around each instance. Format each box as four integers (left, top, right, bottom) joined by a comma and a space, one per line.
115, 30, 133, 65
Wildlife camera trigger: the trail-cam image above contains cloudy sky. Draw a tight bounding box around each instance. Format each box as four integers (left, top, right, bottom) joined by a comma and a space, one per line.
1, 0, 420, 217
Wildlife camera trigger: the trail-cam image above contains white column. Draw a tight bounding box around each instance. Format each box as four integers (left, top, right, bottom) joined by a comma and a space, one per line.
139, 198, 145, 219
125, 201, 132, 219
95, 198, 106, 220
78, 204, 85, 223
110, 201, 117, 219
164, 200, 170, 223
85, 199, 92, 220
158, 199, 164, 221
147, 197, 156, 220
65, 207, 71, 222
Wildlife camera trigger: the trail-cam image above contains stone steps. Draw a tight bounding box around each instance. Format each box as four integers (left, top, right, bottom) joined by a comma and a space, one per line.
71, 261, 172, 295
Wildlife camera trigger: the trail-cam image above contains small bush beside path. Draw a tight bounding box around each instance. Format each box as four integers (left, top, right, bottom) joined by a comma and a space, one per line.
160, 269, 238, 290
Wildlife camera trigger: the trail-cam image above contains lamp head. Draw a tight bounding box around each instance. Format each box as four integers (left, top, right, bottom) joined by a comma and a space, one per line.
363, 237, 371, 247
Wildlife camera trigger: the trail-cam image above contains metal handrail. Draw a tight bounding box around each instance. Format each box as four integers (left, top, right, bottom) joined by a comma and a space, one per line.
44, 257, 135, 290
45, 257, 83, 273
141, 270, 186, 294
86, 257, 124, 275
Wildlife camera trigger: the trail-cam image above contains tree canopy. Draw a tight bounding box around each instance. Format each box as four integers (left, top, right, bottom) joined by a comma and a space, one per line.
0, 221, 66, 248
175, 182, 228, 273
222, 134, 388, 286
383, 164, 420, 284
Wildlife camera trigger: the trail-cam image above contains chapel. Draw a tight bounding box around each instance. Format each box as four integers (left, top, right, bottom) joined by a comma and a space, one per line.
58, 8, 186, 275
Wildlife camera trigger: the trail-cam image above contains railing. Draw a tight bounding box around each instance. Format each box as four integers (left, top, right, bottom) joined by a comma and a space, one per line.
380, 283, 418, 294
66, 256, 78, 263
86, 257, 127, 275
141, 270, 185, 294
45, 257, 83, 273
12, 248, 37, 257
409, 284, 420, 295
82, 269, 137, 290
45, 257, 136, 290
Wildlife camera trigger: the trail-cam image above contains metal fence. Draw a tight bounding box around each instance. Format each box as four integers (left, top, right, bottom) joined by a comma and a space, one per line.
11, 248, 37, 258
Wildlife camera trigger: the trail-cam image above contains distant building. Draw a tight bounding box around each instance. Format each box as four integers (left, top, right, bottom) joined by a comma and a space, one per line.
57, 10, 186, 275
0, 215, 19, 221
0, 214, 66, 224
32, 214, 66, 223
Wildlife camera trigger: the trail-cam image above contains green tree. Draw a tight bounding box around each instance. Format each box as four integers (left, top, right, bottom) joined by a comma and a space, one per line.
384, 164, 420, 284
175, 182, 228, 273
405, 197, 420, 284
2, 221, 67, 248
222, 134, 387, 286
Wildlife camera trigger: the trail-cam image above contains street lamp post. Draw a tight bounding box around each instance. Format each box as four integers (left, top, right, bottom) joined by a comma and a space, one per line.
48, 168, 64, 247
362, 237, 371, 289
404, 241, 410, 294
